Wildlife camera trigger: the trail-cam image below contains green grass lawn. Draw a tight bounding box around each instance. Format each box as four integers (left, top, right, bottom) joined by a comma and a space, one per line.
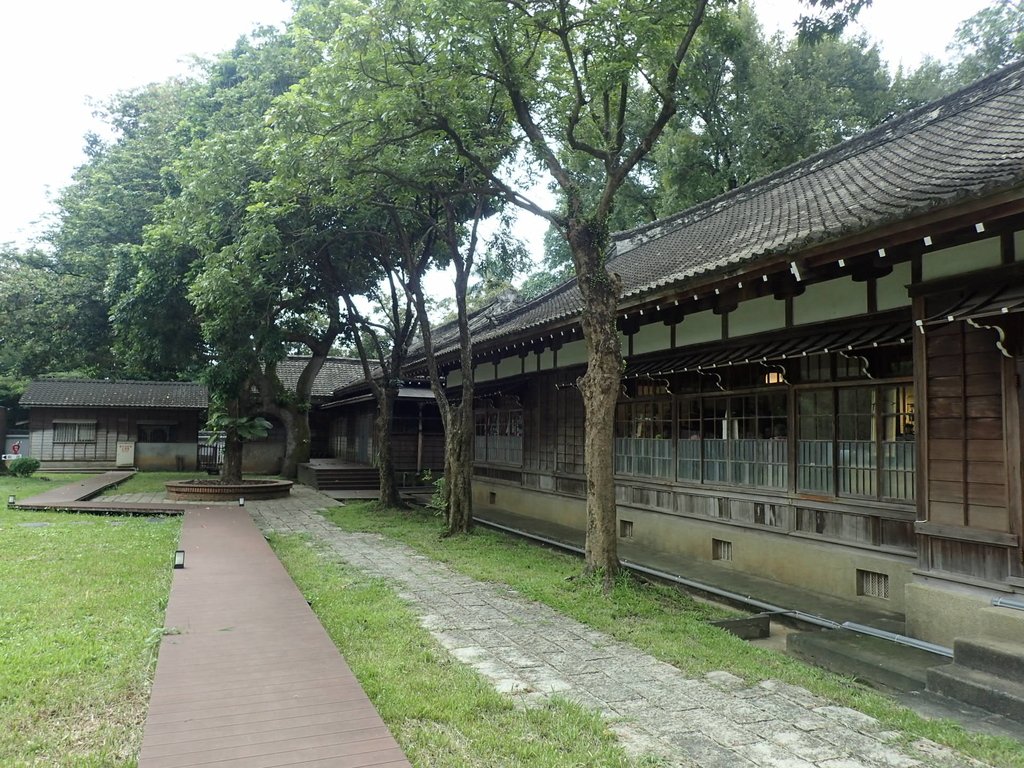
320, 501, 1024, 768
271, 533, 655, 768
1, 475, 181, 767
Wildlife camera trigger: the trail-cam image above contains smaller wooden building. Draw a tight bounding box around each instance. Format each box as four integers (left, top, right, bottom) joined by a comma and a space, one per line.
20, 379, 208, 471
321, 383, 444, 483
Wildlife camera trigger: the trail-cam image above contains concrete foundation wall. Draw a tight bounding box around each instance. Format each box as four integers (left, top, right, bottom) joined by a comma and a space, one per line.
135, 443, 198, 471
905, 582, 1024, 647
473, 481, 914, 613
243, 442, 284, 475
474, 483, 587, 531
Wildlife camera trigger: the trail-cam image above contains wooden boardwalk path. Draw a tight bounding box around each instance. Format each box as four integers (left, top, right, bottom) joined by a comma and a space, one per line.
9, 470, 186, 514
139, 505, 410, 768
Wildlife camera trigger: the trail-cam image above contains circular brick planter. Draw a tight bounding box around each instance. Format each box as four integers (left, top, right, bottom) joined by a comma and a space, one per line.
165, 479, 293, 501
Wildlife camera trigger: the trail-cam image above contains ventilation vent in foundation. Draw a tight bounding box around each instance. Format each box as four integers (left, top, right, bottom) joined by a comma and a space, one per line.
857, 569, 890, 599
619, 519, 634, 538
488, 491, 497, 505
712, 538, 733, 561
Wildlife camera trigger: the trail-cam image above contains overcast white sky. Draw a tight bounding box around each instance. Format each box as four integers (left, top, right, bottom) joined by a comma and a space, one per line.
0, 0, 991, 252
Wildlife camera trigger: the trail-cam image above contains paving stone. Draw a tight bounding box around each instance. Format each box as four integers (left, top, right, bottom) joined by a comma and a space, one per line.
815, 705, 884, 732
770, 730, 849, 762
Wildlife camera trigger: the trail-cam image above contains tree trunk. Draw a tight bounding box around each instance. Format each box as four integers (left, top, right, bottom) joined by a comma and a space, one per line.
222, 425, 244, 484
258, 355, 327, 480
277, 406, 311, 479
445, 400, 474, 534
376, 386, 405, 508
569, 220, 622, 589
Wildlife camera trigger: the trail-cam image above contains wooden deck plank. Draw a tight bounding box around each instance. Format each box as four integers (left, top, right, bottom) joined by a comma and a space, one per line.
8, 470, 187, 514
12, 500, 185, 514
138, 506, 410, 768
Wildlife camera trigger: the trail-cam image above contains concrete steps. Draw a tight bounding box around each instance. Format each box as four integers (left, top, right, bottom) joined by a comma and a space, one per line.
927, 639, 1024, 722
787, 628, 944, 692
300, 465, 381, 491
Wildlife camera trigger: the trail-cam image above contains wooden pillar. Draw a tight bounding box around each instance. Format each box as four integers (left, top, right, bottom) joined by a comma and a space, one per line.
416, 402, 424, 475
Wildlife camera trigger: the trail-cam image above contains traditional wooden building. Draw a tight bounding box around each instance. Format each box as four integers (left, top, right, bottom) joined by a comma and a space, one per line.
20, 379, 208, 471
281, 355, 445, 481
320, 382, 443, 480
414, 61, 1024, 649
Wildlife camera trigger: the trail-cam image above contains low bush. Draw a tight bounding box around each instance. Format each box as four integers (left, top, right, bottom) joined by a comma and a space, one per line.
8, 457, 41, 477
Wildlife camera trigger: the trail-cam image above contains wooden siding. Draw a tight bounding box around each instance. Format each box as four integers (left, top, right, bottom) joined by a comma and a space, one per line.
914, 305, 1024, 585
328, 400, 444, 472
924, 323, 1009, 532
29, 408, 201, 464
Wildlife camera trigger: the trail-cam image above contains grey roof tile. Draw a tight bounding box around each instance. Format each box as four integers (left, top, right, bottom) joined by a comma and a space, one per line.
21, 379, 208, 409
436, 60, 1024, 356
275, 357, 369, 399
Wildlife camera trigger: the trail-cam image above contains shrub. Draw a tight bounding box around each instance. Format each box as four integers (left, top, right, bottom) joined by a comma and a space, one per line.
8, 457, 41, 477
419, 469, 447, 515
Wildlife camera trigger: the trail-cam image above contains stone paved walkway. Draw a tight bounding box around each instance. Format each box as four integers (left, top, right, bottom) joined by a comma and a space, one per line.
127, 486, 992, 768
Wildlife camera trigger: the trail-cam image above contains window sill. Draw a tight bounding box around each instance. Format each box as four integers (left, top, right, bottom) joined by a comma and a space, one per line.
914, 521, 1019, 548
912, 568, 1016, 594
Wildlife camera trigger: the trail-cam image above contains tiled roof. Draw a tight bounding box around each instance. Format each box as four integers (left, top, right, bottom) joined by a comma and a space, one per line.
21, 379, 208, 409
408, 290, 522, 358
275, 357, 370, 399
441, 59, 1024, 354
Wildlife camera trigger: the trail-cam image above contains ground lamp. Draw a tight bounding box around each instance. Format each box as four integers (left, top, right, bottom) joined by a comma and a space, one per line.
238, 497, 245, 507
174, 550, 185, 569
7, 495, 14, 506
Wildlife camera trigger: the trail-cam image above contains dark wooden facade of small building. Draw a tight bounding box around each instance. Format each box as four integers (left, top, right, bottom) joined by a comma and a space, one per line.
325, 394, 445, 477
28, 406, 204, 470
20, 379, 209, 471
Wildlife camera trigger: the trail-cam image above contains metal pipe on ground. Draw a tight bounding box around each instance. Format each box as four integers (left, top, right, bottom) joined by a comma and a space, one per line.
992, 596, 1024, 612
840, 622, 952, 658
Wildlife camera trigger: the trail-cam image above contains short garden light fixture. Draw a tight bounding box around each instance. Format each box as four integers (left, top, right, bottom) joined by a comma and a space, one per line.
173, 550, 185, 569
238, 497, 245, 507
7, 495, 14, 506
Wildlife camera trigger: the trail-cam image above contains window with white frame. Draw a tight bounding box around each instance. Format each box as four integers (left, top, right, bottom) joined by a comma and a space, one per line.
53, 421, 96, 443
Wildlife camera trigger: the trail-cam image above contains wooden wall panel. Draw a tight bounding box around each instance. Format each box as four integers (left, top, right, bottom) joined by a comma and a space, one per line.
965, 482, 1006, 508
967, 395, 1003, 418
921, 316, 1014, 580
929, 480, 965, 502
927, 355, 964, 376
968, 503, 1010, 531
965, 461, 1008, 485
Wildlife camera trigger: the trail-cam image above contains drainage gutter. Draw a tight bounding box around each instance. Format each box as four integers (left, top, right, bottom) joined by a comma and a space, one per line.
475, 515, 953, 657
